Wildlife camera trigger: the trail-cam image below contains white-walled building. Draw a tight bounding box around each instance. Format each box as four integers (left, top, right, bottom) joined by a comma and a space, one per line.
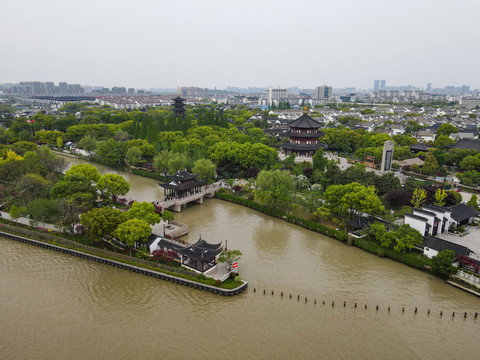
423, 237, 472, 259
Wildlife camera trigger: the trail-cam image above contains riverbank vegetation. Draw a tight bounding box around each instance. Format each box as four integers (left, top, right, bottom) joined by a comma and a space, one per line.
1, 101, 478, 286
0, 221, 242, 290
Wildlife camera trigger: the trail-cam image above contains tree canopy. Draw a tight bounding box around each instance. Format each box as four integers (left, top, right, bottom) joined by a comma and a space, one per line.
192, 158, 217, 181
96, 173, 130, 198
115, 218, 151, 249
324, 182, 384, 218
80, 207, 126, 242
125, 201, 161, 225
255, 170, 294, 209
431, 250, 458, 278
65, 163, 100, 183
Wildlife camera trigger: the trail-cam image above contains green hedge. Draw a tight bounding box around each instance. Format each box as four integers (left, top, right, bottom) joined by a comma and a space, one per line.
215, 191, 348, 242
128, 168, 168, 182
354, 237, 432, 270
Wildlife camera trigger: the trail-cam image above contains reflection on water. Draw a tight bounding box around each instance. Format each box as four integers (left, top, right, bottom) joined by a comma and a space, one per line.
1, 155, 478, 359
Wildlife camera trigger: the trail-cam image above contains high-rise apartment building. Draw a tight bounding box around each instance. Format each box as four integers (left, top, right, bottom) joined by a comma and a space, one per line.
374, 80, 386, 91
266, 87, 287, 105
315, 85, 332, 99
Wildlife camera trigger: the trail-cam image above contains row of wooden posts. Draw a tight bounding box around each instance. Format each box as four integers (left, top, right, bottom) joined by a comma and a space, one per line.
253, 288, 479, 319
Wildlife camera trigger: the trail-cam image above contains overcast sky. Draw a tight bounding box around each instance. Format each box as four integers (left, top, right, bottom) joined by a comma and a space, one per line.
2, 0, 479, 90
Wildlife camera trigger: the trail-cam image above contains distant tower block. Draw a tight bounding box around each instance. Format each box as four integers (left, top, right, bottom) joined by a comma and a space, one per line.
381, 140, 395, 172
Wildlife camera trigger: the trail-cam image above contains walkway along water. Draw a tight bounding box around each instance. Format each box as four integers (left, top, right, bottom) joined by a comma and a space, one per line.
0, 229, 247, 296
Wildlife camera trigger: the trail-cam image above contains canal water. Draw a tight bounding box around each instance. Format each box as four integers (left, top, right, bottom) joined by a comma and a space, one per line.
1, 155, 479, 359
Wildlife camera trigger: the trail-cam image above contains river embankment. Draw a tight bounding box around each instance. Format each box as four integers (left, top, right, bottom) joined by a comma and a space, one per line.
59, 152, 442, 282
214, 190, 433, 272
0, 223, 246, 295
4, 153, 480, 359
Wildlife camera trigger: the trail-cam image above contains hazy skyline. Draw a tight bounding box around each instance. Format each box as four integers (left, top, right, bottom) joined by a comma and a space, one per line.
2, 0, 479, 90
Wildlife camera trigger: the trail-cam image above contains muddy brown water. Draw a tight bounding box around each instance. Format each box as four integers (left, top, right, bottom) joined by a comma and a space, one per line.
1, 155, 479, 359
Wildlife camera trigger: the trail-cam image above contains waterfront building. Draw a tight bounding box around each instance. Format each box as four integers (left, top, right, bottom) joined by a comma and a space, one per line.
280, 108, 327, 161
173, 236, 223, 272
159, 171, 205, 200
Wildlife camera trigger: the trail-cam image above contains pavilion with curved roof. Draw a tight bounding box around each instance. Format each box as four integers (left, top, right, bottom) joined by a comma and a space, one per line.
280, 110, 327, 161
173, 235, 223, 272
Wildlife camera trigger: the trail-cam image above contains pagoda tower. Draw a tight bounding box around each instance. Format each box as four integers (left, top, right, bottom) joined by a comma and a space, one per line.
172, 88, 185, 119
280, 107, 327, 161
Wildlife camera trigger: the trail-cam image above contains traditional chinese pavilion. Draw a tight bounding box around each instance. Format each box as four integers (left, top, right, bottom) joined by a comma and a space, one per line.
280, 109, 327, 160
159, 171, 205, 199
173, 236, 223, 272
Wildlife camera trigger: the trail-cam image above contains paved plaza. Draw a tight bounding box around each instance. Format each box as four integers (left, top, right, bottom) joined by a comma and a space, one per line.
436, 225, 480, 259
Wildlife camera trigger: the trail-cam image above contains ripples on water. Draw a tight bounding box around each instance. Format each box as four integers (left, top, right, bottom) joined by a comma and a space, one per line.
2, 236, 480, 360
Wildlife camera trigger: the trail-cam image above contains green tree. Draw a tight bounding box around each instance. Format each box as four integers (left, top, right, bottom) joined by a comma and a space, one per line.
323, 182, 384, 218
115, 218, 151, 256
125, 147, 143, 167
434, 188, 448, 206
153, 150, 171, 175
77, 135, 97, 153
35, 130, 65, 145
433, 135, 455, 149
466, 194, 479, 210
369, 222, 387, 242
97, 173, 130, 198
80, 207, 126, 242
458, 170, 480, 187
15, 174, 51, 206
374, 172, 401, 196
168, 152, 188, 174
96, 138, 127, 165
57, 197, 91, 241
218, 249, 243, 271
255, 170, 294, 209
161, 210, 174, 223
126, 201, 161, 225
312, 149, 328, 172
411, 188, 427, 208
192, 158, 217, 181
423, 155, 438, 175
436, 124, 458, 136
27, 198, 58, 227
409, 163, 421, 173
391, 224, 423, 252
460, 155, 480, 172
313, 206, 330, 224
65, 164, 100, 183
431, 250, 458, 278
9, 205, 27, 226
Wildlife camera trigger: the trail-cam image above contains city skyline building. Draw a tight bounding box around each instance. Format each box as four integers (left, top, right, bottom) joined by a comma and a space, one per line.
315, 85, 332, 99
